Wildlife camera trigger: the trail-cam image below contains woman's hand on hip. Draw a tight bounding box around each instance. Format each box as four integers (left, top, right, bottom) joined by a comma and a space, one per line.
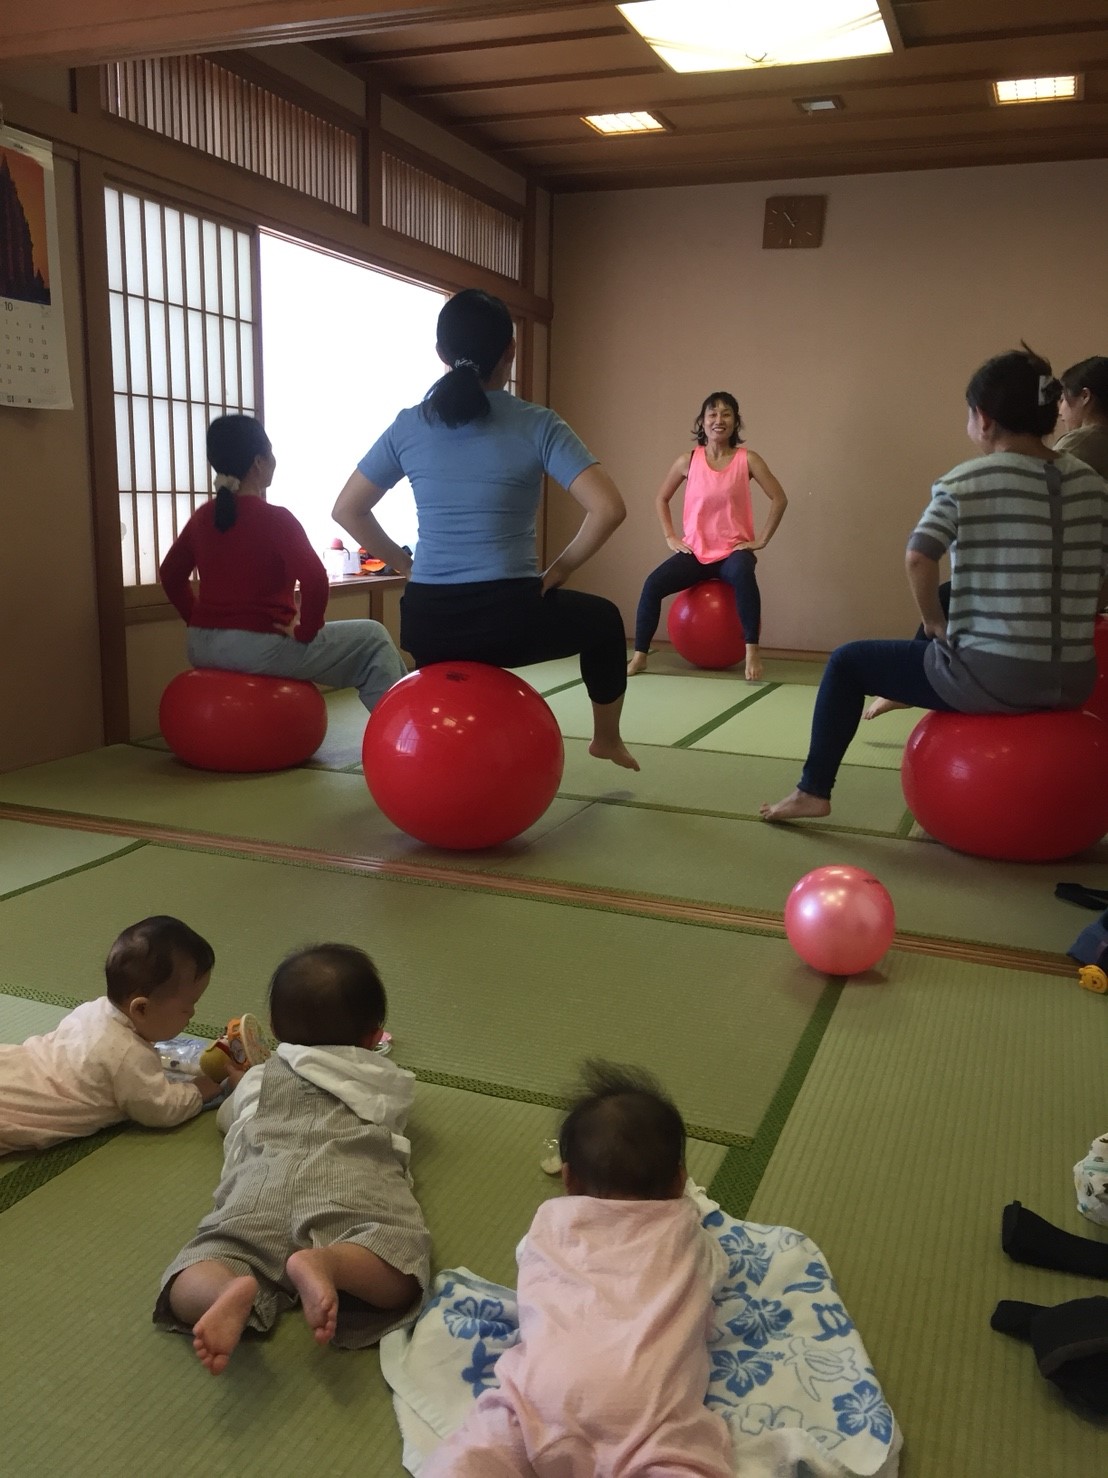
273, 617, 299, 638
733, 539, 766, 553
541, 561, 568, 595
666, 535, 694, 555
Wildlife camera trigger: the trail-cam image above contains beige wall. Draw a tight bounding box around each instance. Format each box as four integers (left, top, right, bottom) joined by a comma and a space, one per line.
548, 159, 1108, 651
0, 156, 104, 772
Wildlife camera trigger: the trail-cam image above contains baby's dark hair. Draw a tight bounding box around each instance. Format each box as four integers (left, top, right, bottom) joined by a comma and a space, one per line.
206, 414, 271, 532
693, 391, 744, 447
1060, 356, 1108, 416
268, 944, 386, 1047
965, 344, 1061, 438
558, 1060, 686, 1200
104, 916, 215, 1007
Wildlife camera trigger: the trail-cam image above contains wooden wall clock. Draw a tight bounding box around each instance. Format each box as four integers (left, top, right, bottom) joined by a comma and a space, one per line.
763, 195, 827, 249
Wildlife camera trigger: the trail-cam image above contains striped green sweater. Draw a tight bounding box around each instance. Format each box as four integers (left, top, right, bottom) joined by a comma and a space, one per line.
907, 451, 1107, 711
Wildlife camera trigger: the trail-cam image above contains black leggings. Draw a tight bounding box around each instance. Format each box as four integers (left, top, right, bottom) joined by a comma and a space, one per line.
400, 578, 627, 705
634, 550, 760, 651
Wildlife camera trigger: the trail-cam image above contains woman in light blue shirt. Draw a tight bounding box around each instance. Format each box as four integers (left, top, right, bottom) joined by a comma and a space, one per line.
334, 290, 638, 771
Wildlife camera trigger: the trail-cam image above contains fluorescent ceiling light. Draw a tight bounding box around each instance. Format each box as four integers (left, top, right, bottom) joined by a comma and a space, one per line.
993, 75, 1079, 105
582, 110, 667, 135
796, 96, 843, 114
618, 0, 892, 74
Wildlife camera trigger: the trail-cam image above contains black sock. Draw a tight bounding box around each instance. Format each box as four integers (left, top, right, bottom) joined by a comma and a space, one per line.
991, 1297, 1108, 1416
1002, 1201, 1108, 1280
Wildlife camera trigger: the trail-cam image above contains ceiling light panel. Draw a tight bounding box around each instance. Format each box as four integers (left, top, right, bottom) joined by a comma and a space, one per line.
992, 76, 1079, 105
618, 0, 892, 74
582, 111, 667, 135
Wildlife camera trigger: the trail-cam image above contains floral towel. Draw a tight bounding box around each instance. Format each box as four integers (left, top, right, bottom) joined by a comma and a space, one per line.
1075, 1132, 1108, 1227
379, 1188, 902, 1477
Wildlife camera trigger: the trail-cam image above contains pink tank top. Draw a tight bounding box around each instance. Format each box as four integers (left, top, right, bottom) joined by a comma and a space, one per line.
682, 445, 754, 562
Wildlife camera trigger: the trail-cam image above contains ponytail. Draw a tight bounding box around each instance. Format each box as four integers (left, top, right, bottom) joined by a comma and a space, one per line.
212, 475, 239, 531
206, 413, 271, 532
421, 289, 513, 429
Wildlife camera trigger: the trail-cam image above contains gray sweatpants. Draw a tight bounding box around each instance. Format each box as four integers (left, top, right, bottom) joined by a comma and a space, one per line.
188, 620, 406, 712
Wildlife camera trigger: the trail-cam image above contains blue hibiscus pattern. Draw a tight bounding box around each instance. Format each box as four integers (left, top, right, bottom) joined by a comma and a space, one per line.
833, 1380, 895, 1443
708, 1347, 781, 1400
725, 1292, 793, 1348
717, 1225, 772, 1287
443, 1296, 515, 1344
460, 1340, 502, 1398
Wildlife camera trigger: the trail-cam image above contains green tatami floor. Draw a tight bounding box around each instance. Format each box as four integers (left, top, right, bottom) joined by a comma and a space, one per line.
1, 651, 1106, 1478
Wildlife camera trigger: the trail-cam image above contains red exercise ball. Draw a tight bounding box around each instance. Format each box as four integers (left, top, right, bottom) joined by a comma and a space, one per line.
160, 669, 327, 772
902, 708, 1108, 862
362, 662, 565, 849
1086, 616, 1108, 722
784, 865, 896, 976
667, 581, 746, 670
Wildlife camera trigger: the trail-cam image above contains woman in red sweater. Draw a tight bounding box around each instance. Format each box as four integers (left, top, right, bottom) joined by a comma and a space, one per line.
160, 416, 405, 709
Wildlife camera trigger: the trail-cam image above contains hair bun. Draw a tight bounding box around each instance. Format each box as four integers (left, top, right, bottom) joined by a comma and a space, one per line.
1037, 374, 1062, 406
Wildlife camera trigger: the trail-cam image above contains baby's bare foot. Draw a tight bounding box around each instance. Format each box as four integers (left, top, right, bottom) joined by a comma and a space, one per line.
626, 652, 649, 676
863, 697, 908, 721
588, 739, 640, 771
760, 789, 832, 823
192, 1275, 257, 1375
287, 1249, 339, 1346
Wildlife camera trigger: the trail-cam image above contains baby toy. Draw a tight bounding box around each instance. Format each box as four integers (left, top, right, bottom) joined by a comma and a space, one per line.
197, 1013, 272, 1081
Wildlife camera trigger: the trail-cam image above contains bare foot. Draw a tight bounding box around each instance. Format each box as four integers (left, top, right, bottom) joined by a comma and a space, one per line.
287, 1249, 339, 1346
863, 697, 909, 721
759, 789, 831, 823
588, 739, 641, 772
191, 1275, 258, 1375
627, 652, 649, 676
745, 657, 764, 682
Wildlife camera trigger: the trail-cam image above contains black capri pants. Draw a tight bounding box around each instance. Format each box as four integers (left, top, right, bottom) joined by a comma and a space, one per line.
400, 578, 627, 706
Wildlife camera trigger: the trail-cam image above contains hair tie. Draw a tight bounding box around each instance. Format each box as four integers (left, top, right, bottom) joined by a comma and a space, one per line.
213, 473, 241, 493
1038, 374, 1060, 406
452, 357, 481, 373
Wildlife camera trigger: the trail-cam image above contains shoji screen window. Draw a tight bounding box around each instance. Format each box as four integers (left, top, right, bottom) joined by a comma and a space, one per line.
104, 186, 259, 587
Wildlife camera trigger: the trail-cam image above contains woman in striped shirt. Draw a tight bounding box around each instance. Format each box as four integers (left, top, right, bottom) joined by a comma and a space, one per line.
762, 347, 1108, 823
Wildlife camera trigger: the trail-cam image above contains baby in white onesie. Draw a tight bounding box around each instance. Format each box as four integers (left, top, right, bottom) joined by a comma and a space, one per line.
0, 915, 226, 1154
424, 1061, 733, 1478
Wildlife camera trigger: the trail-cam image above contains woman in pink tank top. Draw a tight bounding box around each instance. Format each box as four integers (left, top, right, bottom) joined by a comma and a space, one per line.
628, 392, 788, 681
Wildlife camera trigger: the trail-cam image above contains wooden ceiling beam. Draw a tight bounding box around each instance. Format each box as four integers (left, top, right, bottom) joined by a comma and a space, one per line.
437, 37, 1108, 124
345, 25, 629, 64
543, 127, 1108, 191
0, 0, 615, 67
490, 99, 1108, 153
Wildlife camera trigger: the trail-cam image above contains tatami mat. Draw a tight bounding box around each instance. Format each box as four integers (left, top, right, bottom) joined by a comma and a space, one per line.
556, 738, 912, 836
546, 672, 773, 746
695, 682, 923, 768
747, 952, 1108, 1476
0, 844, 827, 1141
0, 1079, 723, 1477
0, 818, 138, 899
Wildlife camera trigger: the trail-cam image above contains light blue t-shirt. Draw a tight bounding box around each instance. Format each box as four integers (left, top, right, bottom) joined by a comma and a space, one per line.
357, 390, 597, 584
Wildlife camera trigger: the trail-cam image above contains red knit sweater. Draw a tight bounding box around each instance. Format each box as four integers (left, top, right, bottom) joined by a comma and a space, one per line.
159, 496, 329, 644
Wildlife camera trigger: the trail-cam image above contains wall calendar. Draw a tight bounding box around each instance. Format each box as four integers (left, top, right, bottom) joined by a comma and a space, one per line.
0, 124, 72, 410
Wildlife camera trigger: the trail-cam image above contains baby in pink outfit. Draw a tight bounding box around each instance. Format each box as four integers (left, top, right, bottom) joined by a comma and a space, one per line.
425, 1061, 733, 1478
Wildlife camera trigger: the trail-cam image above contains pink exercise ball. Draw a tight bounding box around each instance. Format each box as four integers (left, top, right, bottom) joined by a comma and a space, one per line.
1086, 616, 1108, 723
784, 865, 896, 976
362, 662, 565, 849
902, 708, 1108, 862
160, 669, 327, 772
667, 581, 746, 670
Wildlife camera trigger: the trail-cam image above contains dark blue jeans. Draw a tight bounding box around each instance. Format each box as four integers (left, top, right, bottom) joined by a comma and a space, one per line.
634, 550, 761, 651
798, 639, 957, 799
